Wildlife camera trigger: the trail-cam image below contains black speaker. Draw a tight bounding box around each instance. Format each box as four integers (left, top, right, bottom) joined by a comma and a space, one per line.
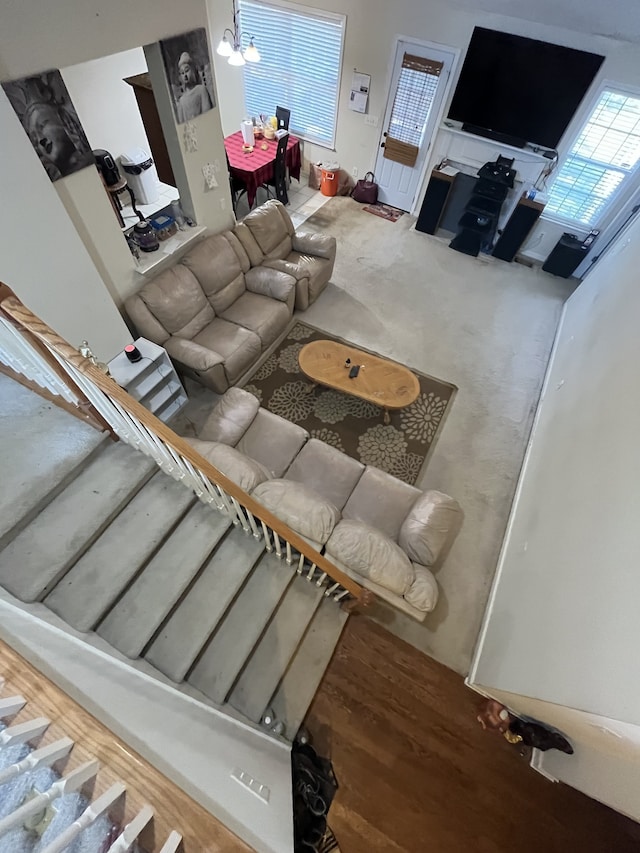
493, 197, 544, 262
542, 233, 589, 278
415, 171, 454, 234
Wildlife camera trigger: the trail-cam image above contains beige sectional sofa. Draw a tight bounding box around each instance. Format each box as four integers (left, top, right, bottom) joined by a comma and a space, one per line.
184, 387, 462, 621
125, 201, 336, 393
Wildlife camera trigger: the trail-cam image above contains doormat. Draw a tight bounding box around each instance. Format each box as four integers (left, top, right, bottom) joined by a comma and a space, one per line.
241, 322, 456, 485
363, 202, 405, 222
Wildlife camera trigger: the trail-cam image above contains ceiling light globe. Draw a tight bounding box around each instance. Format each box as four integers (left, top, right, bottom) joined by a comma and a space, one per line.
217, 37, 233, 57
228, 49, 246, 66
244, 41, 260, 63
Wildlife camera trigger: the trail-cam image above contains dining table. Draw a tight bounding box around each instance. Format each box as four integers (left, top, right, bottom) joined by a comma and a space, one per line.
224, 130, 302, 208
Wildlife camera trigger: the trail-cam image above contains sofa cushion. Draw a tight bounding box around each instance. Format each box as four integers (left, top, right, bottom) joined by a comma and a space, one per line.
343, 466, 421, 542
325, 519, 414, 596
399, 491, 462, 567
252, 479, 340, 545
199, 387, 260, 444
221, 291, 291, 350
183, 438, 270, 493
193, 318, 262, 384
404, 566, 439, 613
138, 266, 214, 338
234, 222, 264, 267
242, 199, 294, 257
285, 439, 364, 510
238, 408, 309, 478
182, 232, 248, 314
245, 266, 296, 303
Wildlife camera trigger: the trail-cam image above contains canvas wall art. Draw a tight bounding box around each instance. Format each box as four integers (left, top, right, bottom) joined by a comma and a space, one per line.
2, 70, 93, 182
160, 27, 215, 124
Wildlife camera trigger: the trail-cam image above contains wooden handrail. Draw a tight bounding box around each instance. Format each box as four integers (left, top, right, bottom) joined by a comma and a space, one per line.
0, 293, 371, 605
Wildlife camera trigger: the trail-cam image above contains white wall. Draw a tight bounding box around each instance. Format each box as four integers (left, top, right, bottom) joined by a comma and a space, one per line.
0, 89, 130, 361
468, 210, 640, 804
63, 48, 151, 161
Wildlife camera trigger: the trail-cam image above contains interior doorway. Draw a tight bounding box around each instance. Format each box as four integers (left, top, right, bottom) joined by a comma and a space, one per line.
374, 38, 457, 212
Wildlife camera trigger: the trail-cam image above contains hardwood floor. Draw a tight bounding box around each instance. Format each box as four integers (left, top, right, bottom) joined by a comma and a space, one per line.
305, 618, 640, 853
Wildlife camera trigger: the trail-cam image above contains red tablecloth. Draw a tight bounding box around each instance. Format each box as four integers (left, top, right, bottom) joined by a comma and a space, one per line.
224, 131, 301, 207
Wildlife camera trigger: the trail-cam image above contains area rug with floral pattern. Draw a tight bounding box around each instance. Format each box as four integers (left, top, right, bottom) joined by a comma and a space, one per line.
241, 322, 456, 485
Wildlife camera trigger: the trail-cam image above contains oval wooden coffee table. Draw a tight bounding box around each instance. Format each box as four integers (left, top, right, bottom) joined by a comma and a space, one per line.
298, 339, 420, 424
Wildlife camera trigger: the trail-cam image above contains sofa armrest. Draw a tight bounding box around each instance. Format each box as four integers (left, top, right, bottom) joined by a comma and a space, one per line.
292, 231, 336, 261
261, 258, 307, 282
124, 294, 169, 346
245, 266, 296, 302
399, 491, 462, 567
164, 337, 225, 372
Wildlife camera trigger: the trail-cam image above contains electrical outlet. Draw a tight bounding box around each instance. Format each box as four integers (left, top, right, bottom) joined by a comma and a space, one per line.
352, 167, 358, 178
364, 115, 379, 127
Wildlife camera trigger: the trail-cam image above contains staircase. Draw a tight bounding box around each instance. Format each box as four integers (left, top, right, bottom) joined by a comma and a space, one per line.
0, 374, 348, 741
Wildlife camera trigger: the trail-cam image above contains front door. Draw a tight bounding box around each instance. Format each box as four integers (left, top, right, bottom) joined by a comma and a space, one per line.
374, 39, 456, 211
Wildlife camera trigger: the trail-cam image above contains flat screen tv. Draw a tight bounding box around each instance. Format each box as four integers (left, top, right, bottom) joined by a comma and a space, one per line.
447, 27, 605, 149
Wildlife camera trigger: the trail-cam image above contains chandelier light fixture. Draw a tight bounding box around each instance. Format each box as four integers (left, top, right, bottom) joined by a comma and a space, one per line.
216, 0, 260, 67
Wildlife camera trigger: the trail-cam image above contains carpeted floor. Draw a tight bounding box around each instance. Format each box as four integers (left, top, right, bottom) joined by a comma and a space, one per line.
241, 322, 456, 485
295, 196, 573, 674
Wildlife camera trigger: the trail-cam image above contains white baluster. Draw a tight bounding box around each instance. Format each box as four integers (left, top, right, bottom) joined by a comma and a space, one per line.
40, 782, 126, 853
216, 486, 239, 523
0, 716, 49, 746
0, 759, 99, 836
315, 572, 328, 587
0, 737, 74, 786
285, 541, 293, 565
297, 554, 305, 574
0, 695, 26, 718
273, 531, 282, 558
324, 582, 340, 597
334, 589, 350, 602
262, 522, 273, 552
306, 562, 317, 581
105, 804, 154, 852
246, 510, 261, 539
159, 831, 183, 853
231, 497, 250, 532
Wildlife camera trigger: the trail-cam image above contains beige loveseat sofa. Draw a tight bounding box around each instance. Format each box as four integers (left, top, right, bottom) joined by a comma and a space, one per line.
184, 387, 462, 621
125, 202, 336, 393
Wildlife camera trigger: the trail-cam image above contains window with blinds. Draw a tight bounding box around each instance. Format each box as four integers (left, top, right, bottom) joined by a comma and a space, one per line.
545, 88, 640, 226
238, 0, 345, 148
384, 54, 442, 168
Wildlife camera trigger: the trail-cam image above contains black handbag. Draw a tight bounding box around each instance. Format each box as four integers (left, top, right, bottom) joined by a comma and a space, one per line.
351, 171, 378, 204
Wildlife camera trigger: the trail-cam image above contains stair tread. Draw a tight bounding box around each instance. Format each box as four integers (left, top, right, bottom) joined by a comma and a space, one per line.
188, 551, 295, 704
228, 576, 324, 723
0, 443, 156, 602
44, 473, 195, 631
270, 597, 348, 739
145, 532, 265, 682
0, 374, 107, 546
97, 503, 232, 658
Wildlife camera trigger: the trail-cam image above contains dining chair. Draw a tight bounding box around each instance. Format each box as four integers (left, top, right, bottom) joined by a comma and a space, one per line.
263, 135, 289, 205
275, 106, 291, 131
226, 152, 249, 215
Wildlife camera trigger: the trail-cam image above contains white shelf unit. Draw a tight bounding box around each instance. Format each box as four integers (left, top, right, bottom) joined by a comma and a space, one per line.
107, 337, 187, 424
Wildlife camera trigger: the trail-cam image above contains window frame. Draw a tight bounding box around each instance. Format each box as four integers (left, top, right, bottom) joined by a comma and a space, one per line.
543, 81, 640, 231
238, 0, 346, 150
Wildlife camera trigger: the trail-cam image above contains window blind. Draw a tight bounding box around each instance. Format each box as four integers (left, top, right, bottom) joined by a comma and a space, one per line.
383, 53, 442, 167
546, 89, 640, 226
238, 0, 345, 148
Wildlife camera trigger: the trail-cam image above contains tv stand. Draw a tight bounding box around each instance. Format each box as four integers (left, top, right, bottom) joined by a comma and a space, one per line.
461, 123, 527, 149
